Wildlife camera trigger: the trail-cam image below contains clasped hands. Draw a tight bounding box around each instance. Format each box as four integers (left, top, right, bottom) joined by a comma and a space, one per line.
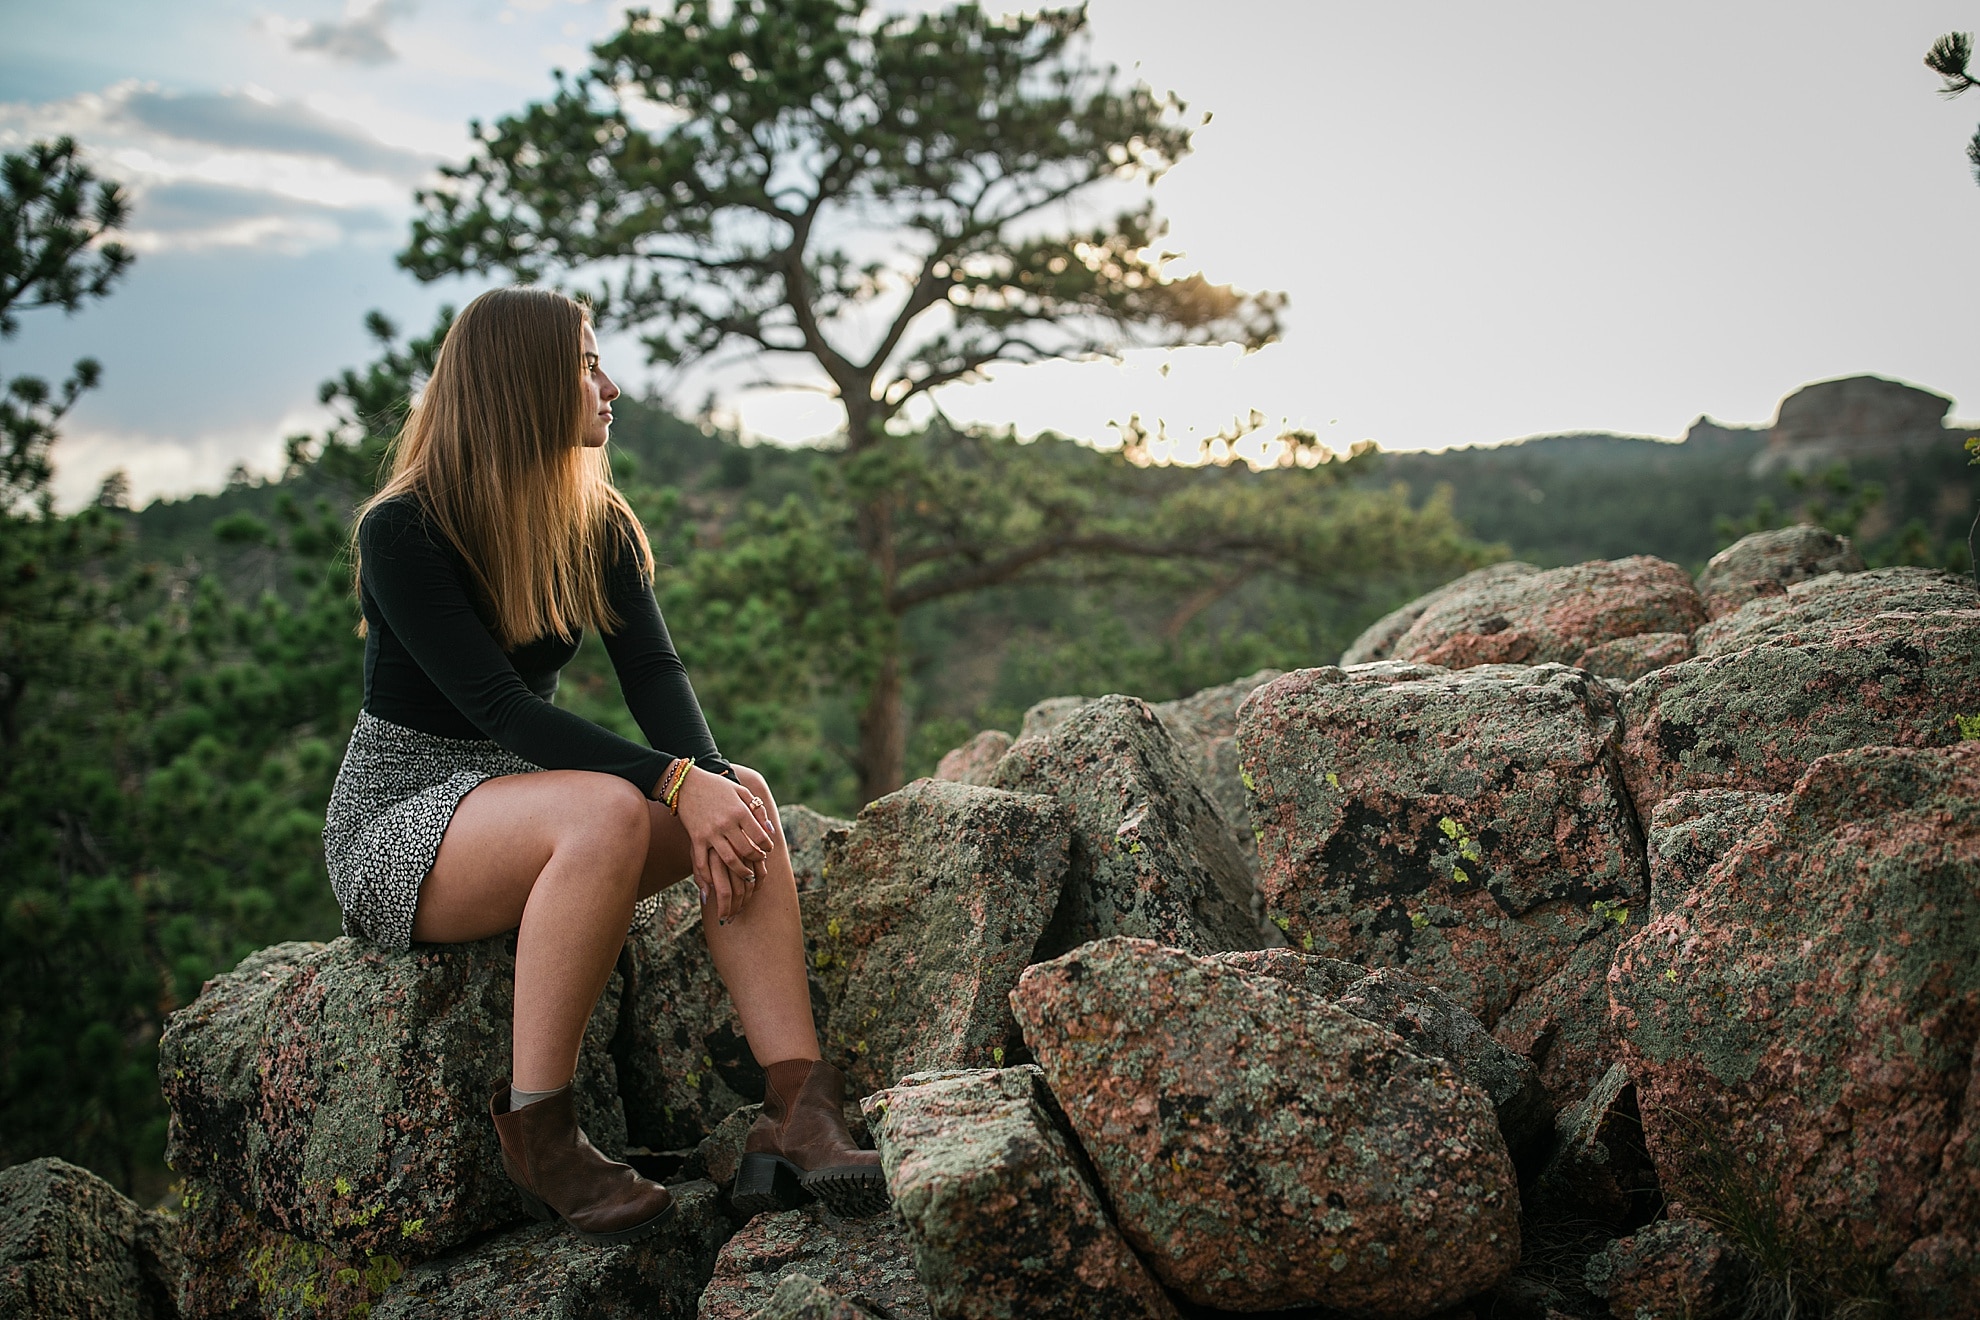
674, 765, 777, 924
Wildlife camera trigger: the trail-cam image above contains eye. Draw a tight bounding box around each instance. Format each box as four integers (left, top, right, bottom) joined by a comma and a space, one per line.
581, 351, 600, 375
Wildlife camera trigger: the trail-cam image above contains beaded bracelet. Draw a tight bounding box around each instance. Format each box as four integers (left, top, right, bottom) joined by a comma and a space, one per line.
660, 757, 693, 813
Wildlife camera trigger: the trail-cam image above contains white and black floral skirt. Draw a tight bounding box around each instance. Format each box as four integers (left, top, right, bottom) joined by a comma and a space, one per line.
323, 711, 659, 952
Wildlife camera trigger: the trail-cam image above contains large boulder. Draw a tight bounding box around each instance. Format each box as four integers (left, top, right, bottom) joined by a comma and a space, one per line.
159, 937, 624, 1261
931, 731, 1013, 787
1691, 565, 1977, 657
369, 1180, 728, 1320
1574, 631, 1692, 682
1693, 525, 1865, 619
1212, 951, 1549, 1160
1619, 612, 1980, 813
818, 779, 1070, 1095
1610, 743, 1980, 1282
1010, 938, 1519, 1316
1340, 562, 1542, 666
1386, 556, 1707, 670
174, 1175, 403, 1320
1642, 789, 1785, 919
862, 1066, 1179, 1320
782, 805, 852, 892
0, 1158, 183, 1320
697, 1204, 928, 1320
1150, 669, 1283, 869
990, 695, 1268, 957
1017, 696, 1090, 741
1239, 664, 1647, 1103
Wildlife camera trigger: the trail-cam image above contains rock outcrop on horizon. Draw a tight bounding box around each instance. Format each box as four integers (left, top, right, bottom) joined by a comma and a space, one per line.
9, 521, 1976, 1319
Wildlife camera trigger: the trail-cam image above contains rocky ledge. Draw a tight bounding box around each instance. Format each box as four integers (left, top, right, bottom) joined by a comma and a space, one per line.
7, 528, 1977, 1319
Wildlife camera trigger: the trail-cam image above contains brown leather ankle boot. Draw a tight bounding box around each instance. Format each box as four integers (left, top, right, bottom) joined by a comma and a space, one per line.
490, 1085, 676, 1245
734, 1058, 888, 1218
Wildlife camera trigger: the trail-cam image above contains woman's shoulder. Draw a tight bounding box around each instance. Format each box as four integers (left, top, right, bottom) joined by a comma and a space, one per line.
357, 492, 447, 559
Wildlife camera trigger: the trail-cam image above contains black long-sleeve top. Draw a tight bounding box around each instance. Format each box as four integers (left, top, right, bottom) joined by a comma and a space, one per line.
357, 494, 728, 795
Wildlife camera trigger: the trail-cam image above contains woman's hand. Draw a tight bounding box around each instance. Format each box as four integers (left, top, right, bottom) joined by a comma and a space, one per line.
673, 766, 777, 924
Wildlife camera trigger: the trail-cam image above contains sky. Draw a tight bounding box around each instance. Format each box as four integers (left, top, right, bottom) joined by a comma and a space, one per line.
3, 1, 1979, 507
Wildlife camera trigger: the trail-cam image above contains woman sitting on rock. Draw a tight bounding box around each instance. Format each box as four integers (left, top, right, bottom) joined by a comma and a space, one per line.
321, 286, 883, 1245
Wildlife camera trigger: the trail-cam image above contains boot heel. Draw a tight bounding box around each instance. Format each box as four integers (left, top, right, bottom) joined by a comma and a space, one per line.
514, 1185, 555, 1222
731, 1152, 809, 1216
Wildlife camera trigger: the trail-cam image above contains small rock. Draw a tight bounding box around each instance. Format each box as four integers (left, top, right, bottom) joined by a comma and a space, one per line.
782, 806, 852, 892
1694, 525, 1865, 619
749, 1273, 882, 1320
1574, 631, 1692, 682
1018, 695, 1090, 741
931, 731, 1013, 787
1526, 1065, 1660, 1232
1620, 611, 1980, 812
1692, 565, 1975, 656
992, 695, 1268, 957
863, 1065, 1178, 1320
1210, 947, 1367, 1001
1011, 938, 1519, 1315
1583, 1219, 1752, 1320
1388, 556, 1707, 670
1611, 742, 1980, 1276
0, 1158, 183, 1320
819, 779, 1070, 1094
369, 1180, 728, 1319
1239, 663, 1647, 1103
697, 1204, 928, 1320
1341, 562, 1542, 666
159, 937, 624, 1261
1888, 1232, 1980, 1320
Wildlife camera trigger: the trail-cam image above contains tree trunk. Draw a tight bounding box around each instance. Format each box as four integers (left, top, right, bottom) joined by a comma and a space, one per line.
856, 643, 906, 804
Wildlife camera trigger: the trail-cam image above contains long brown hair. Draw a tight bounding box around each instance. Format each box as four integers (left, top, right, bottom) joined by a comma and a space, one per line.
353, 287, 653, 647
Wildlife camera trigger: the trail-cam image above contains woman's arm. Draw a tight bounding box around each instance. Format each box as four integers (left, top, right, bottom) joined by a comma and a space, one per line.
598, 532, 734, 779
360, 502, 677, 795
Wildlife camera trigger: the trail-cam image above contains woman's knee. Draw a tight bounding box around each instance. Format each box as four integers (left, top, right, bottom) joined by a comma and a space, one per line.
557, 773, 651, 866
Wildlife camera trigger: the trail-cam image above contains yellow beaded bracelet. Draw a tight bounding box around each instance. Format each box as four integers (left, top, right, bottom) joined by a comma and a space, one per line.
661, 757, 692, 813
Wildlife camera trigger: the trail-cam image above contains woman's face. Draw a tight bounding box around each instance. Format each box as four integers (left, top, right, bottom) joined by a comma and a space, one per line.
579, 321, 620, 448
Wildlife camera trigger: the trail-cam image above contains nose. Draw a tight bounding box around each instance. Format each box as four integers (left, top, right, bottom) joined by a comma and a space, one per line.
599, 372, 620, 405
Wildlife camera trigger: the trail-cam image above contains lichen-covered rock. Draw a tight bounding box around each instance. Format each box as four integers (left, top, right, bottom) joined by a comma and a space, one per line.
1340, 562, 1542, 666
368, 1180, 728, 1319
159, 937, 623, 1261
1694, 525, 1865, 619
1525, 1064, 1659, 1231
1152, 668, 1283, 868
174, 1176, 403, 1320
932, 731, 1013, 787
1610, 742, 1980, 1277
991, 695, 1267, 957
818, 780, 1069, 1095
1011, 938, 1519, 1315
782, 806, 851, 892
1582, 1218, 1752, 1320
751, 1274, 882, 1319
0, 1158, 182, 1320
1691, 565, 1977, 656
1642, 789, 1784, 918
1889, 1232, 1980, 1320
1388, 556, 1707, 670
697, 1204, 928, 1320
1214, 952, 1547, 1158
1574, 631, 1691, 682
1239, 663, 1646, 1101
1619, 612, 1980, 812
861, 1065, 1177, 1320
618, 896, 768, 1151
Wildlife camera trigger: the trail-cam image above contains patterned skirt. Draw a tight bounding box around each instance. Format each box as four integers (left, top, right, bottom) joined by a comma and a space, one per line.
323, 710, 659, 952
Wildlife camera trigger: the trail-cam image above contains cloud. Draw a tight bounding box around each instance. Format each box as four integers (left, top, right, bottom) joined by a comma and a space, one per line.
120, 88, 433, 180
0, 82, 438, 254
286, 0, 414, 66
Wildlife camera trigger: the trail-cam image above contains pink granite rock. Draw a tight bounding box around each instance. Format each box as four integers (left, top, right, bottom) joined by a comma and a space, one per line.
1238, 663, 1647, 1104
862, 1066, 1178, 1320
1010, 938, 1519, 1315
1619, 612, 1980, 814
1610, 743, 1980, 1280
1582, 1218, 1752, 1320
1340, 562, 1542, 666
697, 1203, 927, 1320
1693, 525, 1864, 619
0, 1158, 183, 1320
1691, 565, 1975, 657
932, 731, 1013, 787
1388, 556, 1706, 670
159, 937, 624, 1262
818, 780, 1070, 1095
781, 804, 851, 892
991, 695, 1269, 957
1574, 631, 1691, 682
